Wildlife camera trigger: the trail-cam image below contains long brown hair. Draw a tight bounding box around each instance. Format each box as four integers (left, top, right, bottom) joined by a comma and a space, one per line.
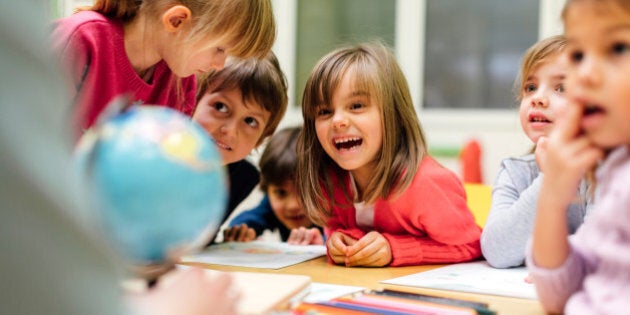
297, 42, 427, 226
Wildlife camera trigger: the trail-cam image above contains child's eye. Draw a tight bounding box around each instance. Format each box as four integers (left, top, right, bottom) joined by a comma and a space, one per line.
350, 103, 364, 110
216, 47, 226, 54
569, 50, 584, 64
244, 116, 259, 128
273, 188, 288, 198
315, 107, 332, 117
612, 42, 630, 55
213, 102, 228, 113
524, 84, 537, 93
555, 83, 565, 93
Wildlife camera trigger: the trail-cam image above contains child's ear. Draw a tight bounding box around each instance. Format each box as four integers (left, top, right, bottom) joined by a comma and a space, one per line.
161, 5, 192, 33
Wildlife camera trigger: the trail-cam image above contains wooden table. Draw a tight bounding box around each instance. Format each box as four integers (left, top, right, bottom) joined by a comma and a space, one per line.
184, 256, 545, 314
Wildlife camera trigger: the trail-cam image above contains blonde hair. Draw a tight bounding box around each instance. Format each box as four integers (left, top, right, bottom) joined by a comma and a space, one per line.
297, 41, 427, 226
195, 51, 288, 146
80, 0, 276, 59
514, 35, 567, 101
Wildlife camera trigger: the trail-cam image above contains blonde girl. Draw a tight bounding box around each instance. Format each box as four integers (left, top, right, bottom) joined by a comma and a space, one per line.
481, 35, 595, 269
528, 0, 630, 313
52, 0, 275, 137
297, 42, 482, 267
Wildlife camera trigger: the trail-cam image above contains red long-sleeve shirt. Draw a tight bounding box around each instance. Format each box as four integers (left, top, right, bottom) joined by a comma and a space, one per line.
325, 157, 482, 266
51, 11, 196, 136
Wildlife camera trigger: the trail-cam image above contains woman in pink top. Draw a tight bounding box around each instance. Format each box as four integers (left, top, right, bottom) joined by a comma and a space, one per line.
52, 0, 276, 137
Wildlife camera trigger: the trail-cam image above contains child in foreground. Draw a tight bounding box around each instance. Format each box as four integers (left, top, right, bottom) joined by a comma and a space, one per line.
528, 0, 630, 313
296, 42, 482, 267
193, 51, 288, 234
2, 2, 239, 313
481, 35, 594, 268
223, 126, 324, 245
52, 0, 275, 137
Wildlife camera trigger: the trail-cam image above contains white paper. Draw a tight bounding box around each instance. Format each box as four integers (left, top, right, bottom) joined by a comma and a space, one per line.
180, 241, 326, 269
381, 261, 537, 300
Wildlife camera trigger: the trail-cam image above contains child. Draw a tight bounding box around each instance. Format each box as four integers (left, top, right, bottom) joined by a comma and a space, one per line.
222, 126, 324, 244
481, 35, 595, 269
2, 2, 239, 314
296, 42, 482, 267
52, 0, 276, 137
528, 0, 630, 313
193, 51, 289, 237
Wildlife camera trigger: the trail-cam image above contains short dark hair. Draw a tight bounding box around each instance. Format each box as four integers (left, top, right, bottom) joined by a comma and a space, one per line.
195, 51, 288, 146
258, 126, 301, 191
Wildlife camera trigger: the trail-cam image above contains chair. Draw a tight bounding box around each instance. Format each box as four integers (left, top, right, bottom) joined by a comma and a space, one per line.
464, 183, 492, 228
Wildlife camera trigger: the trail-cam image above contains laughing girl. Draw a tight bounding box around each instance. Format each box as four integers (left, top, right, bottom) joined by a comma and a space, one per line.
296, 42, 482, 267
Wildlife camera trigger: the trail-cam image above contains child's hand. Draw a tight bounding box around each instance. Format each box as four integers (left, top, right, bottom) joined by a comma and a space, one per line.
129, 267, 240, 315
344, 231, 392, 267
326, 231, 357, 265
537, 104, 603, 206
287, 227, 324, 245
223, 224, 256, 242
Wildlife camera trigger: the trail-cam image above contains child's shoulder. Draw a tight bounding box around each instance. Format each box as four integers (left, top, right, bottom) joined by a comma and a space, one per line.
53, 11, 120, 42
416, 156, 462, 187
56, 11, 111, 30
498, 154, 539, 175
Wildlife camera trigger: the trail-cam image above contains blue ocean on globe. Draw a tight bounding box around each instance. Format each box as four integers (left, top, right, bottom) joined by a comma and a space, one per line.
75, 105, 227, 264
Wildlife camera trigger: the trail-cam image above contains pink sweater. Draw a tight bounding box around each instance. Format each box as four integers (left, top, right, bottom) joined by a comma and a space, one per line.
52, 11, 196, 136
325, 157, 482, 266
527, 146, 630, 314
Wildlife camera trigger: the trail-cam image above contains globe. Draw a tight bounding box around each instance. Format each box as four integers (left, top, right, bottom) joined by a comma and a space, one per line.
75, 105, 227, 267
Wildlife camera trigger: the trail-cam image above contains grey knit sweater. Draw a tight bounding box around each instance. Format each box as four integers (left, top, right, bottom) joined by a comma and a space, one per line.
480, 154, 594, 268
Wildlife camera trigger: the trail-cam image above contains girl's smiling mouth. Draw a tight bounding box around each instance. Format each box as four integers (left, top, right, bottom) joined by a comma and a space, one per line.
333, 136, 363, 150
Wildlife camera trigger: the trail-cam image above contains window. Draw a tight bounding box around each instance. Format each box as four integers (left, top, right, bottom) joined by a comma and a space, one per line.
295, 0, 396, 107
423, 0, 539, 109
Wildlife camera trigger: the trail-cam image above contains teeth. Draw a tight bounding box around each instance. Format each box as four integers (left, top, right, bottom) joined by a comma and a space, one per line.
334, 137, 361, 144
212, 139, 232, 150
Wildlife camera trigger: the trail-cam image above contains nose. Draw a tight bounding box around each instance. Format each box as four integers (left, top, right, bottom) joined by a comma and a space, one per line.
288, 195, 302, 210
203, 54, 228, 73
331, 111, 349, 130
575, 56, 602, 88
530, 92, 548, 108
219, 121, 235, 136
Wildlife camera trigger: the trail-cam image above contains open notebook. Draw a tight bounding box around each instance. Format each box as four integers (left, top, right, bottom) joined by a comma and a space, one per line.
180, 241, 326, 269
381, 261, 537, 300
